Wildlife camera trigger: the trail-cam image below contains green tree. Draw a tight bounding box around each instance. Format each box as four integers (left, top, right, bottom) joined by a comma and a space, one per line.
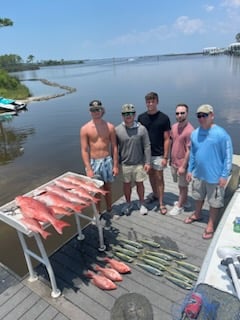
235, 33, 240, 42
27, 54, 34, 64
0, 18, 13, 28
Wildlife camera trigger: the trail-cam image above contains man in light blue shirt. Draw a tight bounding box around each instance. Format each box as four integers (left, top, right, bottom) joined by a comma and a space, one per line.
184, 104, 233, 240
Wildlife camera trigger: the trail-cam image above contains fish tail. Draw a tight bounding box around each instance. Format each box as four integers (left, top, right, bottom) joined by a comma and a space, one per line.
52, 219, 70, 234
83, 270, 94, 278
41, 230, 52, 240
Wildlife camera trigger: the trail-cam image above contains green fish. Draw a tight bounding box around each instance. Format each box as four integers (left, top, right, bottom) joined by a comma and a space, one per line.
166, 268, 193, 284
174, 267, 198, 281
145, 250, 173, 261
140, 239, 161, 248
114, 252, 134, 263
164, 274, 192, 290
138, 257, 168, 271
121, 243, 141, 253
174, 260, 200, 273
118, 238, 144, 249
135, 262, 163, 276
159, 248, 187, 259
112, 246, 138, 257
142, 254, 171, 266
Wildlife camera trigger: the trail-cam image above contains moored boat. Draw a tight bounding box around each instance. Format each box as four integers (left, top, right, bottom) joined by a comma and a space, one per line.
0, 97, 27, 111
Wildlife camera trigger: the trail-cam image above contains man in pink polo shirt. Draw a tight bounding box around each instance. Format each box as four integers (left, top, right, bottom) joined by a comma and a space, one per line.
169, 103, 194, 216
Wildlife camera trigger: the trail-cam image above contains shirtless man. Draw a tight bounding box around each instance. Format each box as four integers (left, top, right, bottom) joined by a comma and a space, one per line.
80, 100, 119, 217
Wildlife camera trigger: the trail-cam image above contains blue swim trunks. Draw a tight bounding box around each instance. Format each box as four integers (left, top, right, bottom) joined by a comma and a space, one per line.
90, 156, 114, 183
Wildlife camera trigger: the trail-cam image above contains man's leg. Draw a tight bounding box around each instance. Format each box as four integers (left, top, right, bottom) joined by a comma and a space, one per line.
123, 182, 132, 203
103, 182, 112, 212
178, 186, 188, 208
148, 168, 158, 198
136, 181, 145, 204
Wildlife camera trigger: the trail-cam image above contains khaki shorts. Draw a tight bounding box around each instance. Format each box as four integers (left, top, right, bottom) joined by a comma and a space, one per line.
122, 164, 147, 183
171, 166, 188, 187
191, 177, 225, 208
151, 156, 165, 171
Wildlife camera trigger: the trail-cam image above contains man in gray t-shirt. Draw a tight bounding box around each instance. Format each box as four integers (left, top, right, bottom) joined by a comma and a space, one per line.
115, 104, 151, 216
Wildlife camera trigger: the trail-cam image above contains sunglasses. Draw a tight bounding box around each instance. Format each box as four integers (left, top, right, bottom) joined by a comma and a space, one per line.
176, 112, 186, 115
122, 112, 135, 117
197, 113, 209, 119
90, 108, 102, 112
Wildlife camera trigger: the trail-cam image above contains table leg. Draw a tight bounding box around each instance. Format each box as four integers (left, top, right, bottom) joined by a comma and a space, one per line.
17, 231, 38, 282
92, 203, 106, 251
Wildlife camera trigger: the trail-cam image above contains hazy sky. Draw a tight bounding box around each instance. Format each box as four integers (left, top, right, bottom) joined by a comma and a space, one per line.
1, 0, 240, 61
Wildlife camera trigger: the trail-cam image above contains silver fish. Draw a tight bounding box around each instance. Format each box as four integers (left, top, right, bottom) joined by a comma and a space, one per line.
140, 239, 161, 248
164, 274, 192, 290
173, 267, 198, 281
118, 238, 144, 249
121, 243, 141, 253
135, 262, 163, 276
160, 248, 187, 259
145, 250, 173, 261
166, 268, 193, 284
142, 254, 171, 266
138, 257, 167, 271
112, 246, 138, 257
114, 252, 134, 263
174, 260, 200, 273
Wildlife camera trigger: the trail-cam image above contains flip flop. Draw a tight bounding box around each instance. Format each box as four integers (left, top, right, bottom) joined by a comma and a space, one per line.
184, 214, 202, 224
202, 229, 214, 240
159, 205, 167, 215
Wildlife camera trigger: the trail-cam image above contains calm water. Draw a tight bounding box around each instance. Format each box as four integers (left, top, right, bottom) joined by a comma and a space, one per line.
1, 54, 240, 275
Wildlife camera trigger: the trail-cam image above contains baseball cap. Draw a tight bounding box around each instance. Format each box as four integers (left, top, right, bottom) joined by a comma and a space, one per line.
89, 100, 103, 110
121, 103, 136, 114
197, 104, 214, 114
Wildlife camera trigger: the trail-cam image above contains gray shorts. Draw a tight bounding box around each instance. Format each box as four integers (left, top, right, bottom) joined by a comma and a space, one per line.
191, 177, 225, 208
90, 156, 114, 183
171, 166, 188, 187
122, 164, 147, 183
151, 156, 166, 171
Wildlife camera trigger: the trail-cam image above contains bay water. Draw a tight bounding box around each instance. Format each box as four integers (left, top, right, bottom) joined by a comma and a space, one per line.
1, 54, 240, 275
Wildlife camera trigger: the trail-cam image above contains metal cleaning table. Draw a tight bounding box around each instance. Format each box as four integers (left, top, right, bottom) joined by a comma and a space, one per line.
0, 171, 106, 298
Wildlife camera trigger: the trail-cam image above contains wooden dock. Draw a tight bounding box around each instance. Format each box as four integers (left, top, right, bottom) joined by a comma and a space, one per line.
0, 166, 237, 320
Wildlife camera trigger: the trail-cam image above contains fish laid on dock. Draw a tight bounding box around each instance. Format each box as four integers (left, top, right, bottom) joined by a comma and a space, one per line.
144, 250, 173, 261
172, 266, 198, 281
112, 246, 138, 257
164, 274, 193, 290
142, 254, 171, 266
140, 239, 161, 248
135, 262, 163, 276
138, 257, 168, 271
15, 196, 70, 234
113, 251, 134, 263
120, 243, 141, 253
92, 264, 123, 282
84, 270, 117, 290
118, 238, 144, 249
159, 248, 187, 259
101, 257, 131, 273
174, 260, 200, 273
165, 268, 193, 284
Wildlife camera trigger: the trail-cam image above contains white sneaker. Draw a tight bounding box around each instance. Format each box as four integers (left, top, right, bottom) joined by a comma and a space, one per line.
139, 204, 148, 215
169, 205, 184, 216
174, 201, 191, 209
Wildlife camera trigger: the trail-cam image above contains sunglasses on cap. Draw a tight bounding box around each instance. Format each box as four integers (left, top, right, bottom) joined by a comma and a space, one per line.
197, 113, 209, 119
90, 107, 102, 112
122, 112, 135, 117
176, 112, 186, 115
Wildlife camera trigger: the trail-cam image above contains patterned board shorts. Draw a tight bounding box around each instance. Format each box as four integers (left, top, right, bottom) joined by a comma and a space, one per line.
90, 156, 114, 183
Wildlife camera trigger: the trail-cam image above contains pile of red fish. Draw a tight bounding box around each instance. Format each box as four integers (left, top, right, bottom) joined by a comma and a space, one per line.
15, 175, 106, 239
84, 257, 131, 290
